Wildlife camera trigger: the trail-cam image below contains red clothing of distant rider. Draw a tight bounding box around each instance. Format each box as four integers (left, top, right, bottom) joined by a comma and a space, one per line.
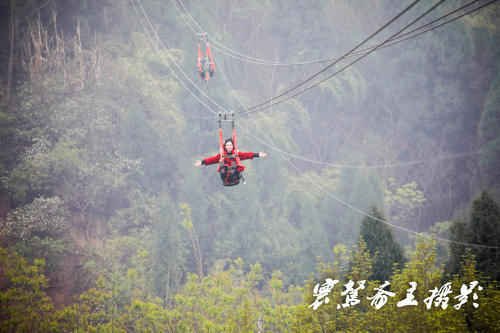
194, 139, 267, 186
193, 139, 266, 171
202, 151, 257, 172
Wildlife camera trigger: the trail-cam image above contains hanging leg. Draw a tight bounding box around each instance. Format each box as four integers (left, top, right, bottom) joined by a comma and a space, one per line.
206, 42, 215, 76
197, 43, 203, 76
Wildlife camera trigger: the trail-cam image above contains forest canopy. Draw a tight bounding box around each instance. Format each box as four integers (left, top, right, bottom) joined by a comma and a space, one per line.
0, 0, 499, 331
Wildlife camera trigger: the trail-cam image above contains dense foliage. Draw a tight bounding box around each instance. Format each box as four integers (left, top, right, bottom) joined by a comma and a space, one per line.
0, 0, 498, 331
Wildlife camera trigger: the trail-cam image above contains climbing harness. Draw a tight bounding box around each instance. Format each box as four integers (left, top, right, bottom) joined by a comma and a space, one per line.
218, 112, 244, 186
197, 33, 215, 82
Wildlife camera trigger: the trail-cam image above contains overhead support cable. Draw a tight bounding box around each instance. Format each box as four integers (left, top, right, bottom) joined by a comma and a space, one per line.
196, 3, 499, 251
131, 0, 236, 116
235, 121, 500, 250
237, 0, 449, 115
236, 0, 424, 114
165, 0, 499, 169
145, 0, 499, 249
175, 0, 496, 67
211, 0, 495, 66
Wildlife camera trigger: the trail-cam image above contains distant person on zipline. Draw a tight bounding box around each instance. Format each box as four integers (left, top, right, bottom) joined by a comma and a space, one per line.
199, 56, 214, 81
197, 33, 215, 82
194, 138, 267, 186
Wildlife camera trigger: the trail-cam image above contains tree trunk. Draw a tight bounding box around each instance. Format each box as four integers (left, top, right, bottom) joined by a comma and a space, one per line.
6, 0, 16, 103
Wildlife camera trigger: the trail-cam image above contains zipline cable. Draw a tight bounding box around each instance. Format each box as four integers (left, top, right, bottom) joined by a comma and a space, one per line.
176, 43, 500, 169
205, 7, 499, 250
107, 75, 214, 120
134, 0, 274, 123
236, 0, 448, 115
174, 0, 204, 33
132, 10, 497, 170
130, 0, 218, 115
166, 0, 499, 169
150, 0, 498, 249
169, 0, 497, 115
202, 0, 494, 67
172, 0, 426, 117
239, 124, 499, 169
235, 0, 424, 112
212, 0, 495, 115
360, 0, 497, 58
227, 54, 500, 249
171, 0, 200, 35
131, 0, 230, 116
236, 121, 500, 250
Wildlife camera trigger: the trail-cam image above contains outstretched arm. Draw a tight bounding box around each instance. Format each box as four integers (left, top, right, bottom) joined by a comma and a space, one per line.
194, 153, 221, 167
238, 152, 267, 160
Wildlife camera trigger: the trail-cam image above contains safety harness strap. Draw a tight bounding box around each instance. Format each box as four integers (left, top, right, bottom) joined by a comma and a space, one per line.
197, 43, 202, 72
217, 113, 224, 172
206, 42, 215, 72
231, 113, 242, 168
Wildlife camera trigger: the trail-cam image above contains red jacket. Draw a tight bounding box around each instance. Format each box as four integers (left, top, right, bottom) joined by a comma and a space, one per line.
202, 151, 258, 172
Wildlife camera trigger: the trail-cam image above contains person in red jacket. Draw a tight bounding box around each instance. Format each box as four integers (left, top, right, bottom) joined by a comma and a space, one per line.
194, 138, 267, 186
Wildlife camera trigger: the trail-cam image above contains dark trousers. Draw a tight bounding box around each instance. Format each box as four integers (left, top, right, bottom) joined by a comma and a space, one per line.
220, 165, 241, 185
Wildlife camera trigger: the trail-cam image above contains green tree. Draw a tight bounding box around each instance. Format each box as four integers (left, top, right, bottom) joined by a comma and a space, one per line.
57, 277, 114, 332
150, 200, 189, 306
359, 205, 405, 282
9, 236, 70, 272
0, 105, 29, 178
1, 196, 66, 241
0, 248, 57, 332
445, 218, 469, 276
446, 191, 500, 281
455, 250, 500, 332
120, 297, 180, 333
384, 179, 427, 237
292, 241, 372, 332
363, 238, 467, 332
469, 191, 500, 281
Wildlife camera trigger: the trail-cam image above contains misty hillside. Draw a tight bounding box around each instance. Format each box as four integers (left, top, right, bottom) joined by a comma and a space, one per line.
0, 0, 499, 331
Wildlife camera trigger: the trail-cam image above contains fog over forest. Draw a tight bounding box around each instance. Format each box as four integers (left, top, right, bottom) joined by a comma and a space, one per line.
0, 0, 499, 331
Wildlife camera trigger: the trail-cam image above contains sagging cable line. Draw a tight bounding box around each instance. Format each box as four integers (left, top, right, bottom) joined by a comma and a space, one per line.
132, 0, 266, 123
147, 0, 498, 171
204, 15, 499, 251
236, 0, 447, 115
211, 0, 499, 117
236, 0, 423, 114
235, 121, 499, 250
202, 0, 492, 67
208, 26, 496, 171
214, 40, 497, 170
161, 0, 497, 250
175, 0, 204, 33
168, 0, 498, 170
237, 122, 499, 169
363, 0, 498, 59
132, 0, 238, 116
168, 0, 500, 125
173, 0, 200, 35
